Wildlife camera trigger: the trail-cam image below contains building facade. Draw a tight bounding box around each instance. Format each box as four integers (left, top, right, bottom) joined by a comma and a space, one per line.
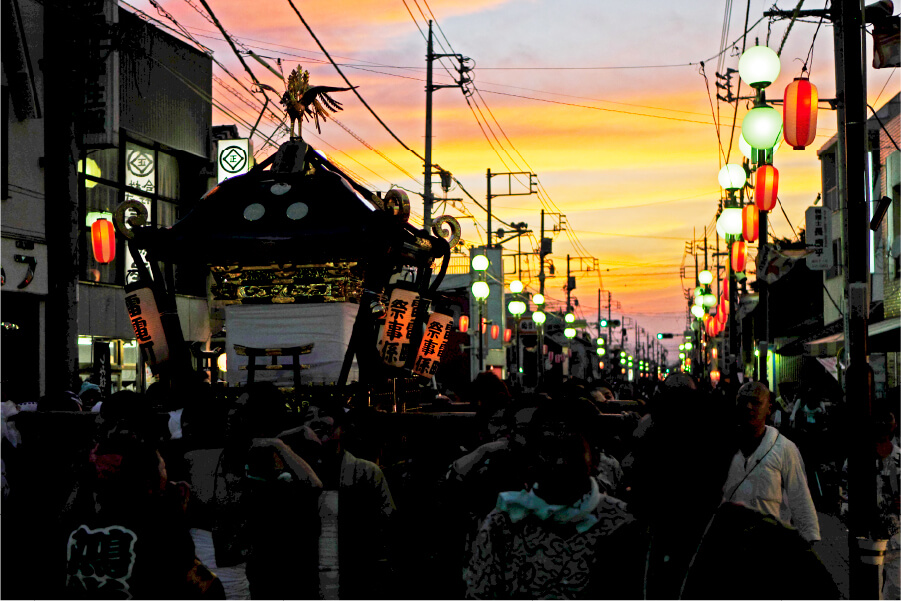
2, 1, 214, 399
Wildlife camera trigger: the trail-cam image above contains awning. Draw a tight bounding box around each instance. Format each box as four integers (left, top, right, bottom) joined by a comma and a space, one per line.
804, 318, 900, 356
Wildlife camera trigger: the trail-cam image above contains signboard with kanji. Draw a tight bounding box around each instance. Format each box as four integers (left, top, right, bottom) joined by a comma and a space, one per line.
805, 206, 833, 270
378, 287, 420, 368
93, 341, 111, 398
412, 312, 453, 379
124, 283, 169, 373
123, 143, 155, 285
217, 139, 252, 183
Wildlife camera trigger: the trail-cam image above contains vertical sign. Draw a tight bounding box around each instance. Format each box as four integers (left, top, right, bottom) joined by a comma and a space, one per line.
81, 0, 119, 148
378, 287, 420, 368
412, 312, 453, 379
123, 143, 154, 285
217, 139, 252, 183
124, 283, 170, 373
805, 206, 833, 270
92, 341, 111, 398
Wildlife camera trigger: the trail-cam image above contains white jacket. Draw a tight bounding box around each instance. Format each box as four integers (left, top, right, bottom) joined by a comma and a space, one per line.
723, 425, 821, 542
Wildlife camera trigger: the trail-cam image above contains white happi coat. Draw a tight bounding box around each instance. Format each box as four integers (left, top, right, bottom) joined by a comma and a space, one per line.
723, 425, 821, 542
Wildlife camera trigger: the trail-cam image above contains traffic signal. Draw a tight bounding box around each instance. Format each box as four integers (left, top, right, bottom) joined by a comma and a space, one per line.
599, 319, 608, 327
657, 333, 674, 339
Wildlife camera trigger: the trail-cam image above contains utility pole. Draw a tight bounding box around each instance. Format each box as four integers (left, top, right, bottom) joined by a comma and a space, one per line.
838, 0, 877, 596
424, 21, 471, 230
45, 3, 80, 393
566, 254, 572, 312
487, 170, 536, 249
486, 168, 492, 248
539, 210, 546, 294
607, 291, 612, 350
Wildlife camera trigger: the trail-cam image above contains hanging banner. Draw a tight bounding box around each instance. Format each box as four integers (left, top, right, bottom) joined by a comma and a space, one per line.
123, 143, 155, 285
412, 312, 453, 379
92, 341, 111, 398
124, 283, 170, 373
377, 287, 420, 368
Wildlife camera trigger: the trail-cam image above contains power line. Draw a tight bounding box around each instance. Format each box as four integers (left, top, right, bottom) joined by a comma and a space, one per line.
478, 90, 715, 125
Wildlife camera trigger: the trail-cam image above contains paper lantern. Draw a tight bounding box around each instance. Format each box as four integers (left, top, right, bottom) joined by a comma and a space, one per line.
731, 240, 748, 272
504, 328, 513, 343
755, 164, 779, 211
491, 324, 500, 340
91, 218, 116, 264
458, 315, 469, 333
743, 204, 759, 242
783, 78, 818, 150
481, 318, 487, 334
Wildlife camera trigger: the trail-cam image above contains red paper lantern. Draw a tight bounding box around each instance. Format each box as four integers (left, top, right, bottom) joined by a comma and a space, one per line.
731, 240, 747, 272
783, 78, 818, 150
458, 315, 469, 333
743, 204, 759, 243
491, 324, 500, 340
91, 218, 116, 264
755, 164, 779, 211
481, 318, 487, 334
706, 317, 716, 338
504, 328, 512, 343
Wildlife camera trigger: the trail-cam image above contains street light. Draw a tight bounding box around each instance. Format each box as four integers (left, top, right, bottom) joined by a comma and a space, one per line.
742, 105, 783, 150
564, 327, 576, 338
716, 208, 743, 238
738, 45, 781, 89
532, 310, 546, 324
472, 276, 490, 373
472, 254, 489, 271
718, 164, 747, 191
471, 281, 489, 300
533, 293, 545, 305
565, 313, 575, 323
698, 270, 714, 285
508, 300, 527, 316
509, 280, 524, 293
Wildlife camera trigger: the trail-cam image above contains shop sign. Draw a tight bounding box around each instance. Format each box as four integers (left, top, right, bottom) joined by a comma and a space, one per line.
217, 139, 252, 183
805, 206, 833, 271
80, 0, 119, 148
124, 283, 169, 373
412, 312, 452, 379
378, 287, 420, 368
123, 144, 154, 285
92, 341, 111, 398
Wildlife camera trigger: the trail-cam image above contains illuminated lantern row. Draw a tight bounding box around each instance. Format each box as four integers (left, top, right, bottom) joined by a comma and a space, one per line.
755, 164, 779, 211
783, 78, 818, 150
731, 240, 747, 272
743, 204, 759, 243
91, 218, 116, 264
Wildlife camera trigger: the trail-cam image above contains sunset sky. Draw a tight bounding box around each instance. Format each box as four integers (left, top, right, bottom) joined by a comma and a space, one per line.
125, 0, 899, 355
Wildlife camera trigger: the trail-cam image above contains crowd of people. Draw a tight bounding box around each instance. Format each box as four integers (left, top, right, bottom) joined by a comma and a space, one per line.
1, 370, 898, 599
